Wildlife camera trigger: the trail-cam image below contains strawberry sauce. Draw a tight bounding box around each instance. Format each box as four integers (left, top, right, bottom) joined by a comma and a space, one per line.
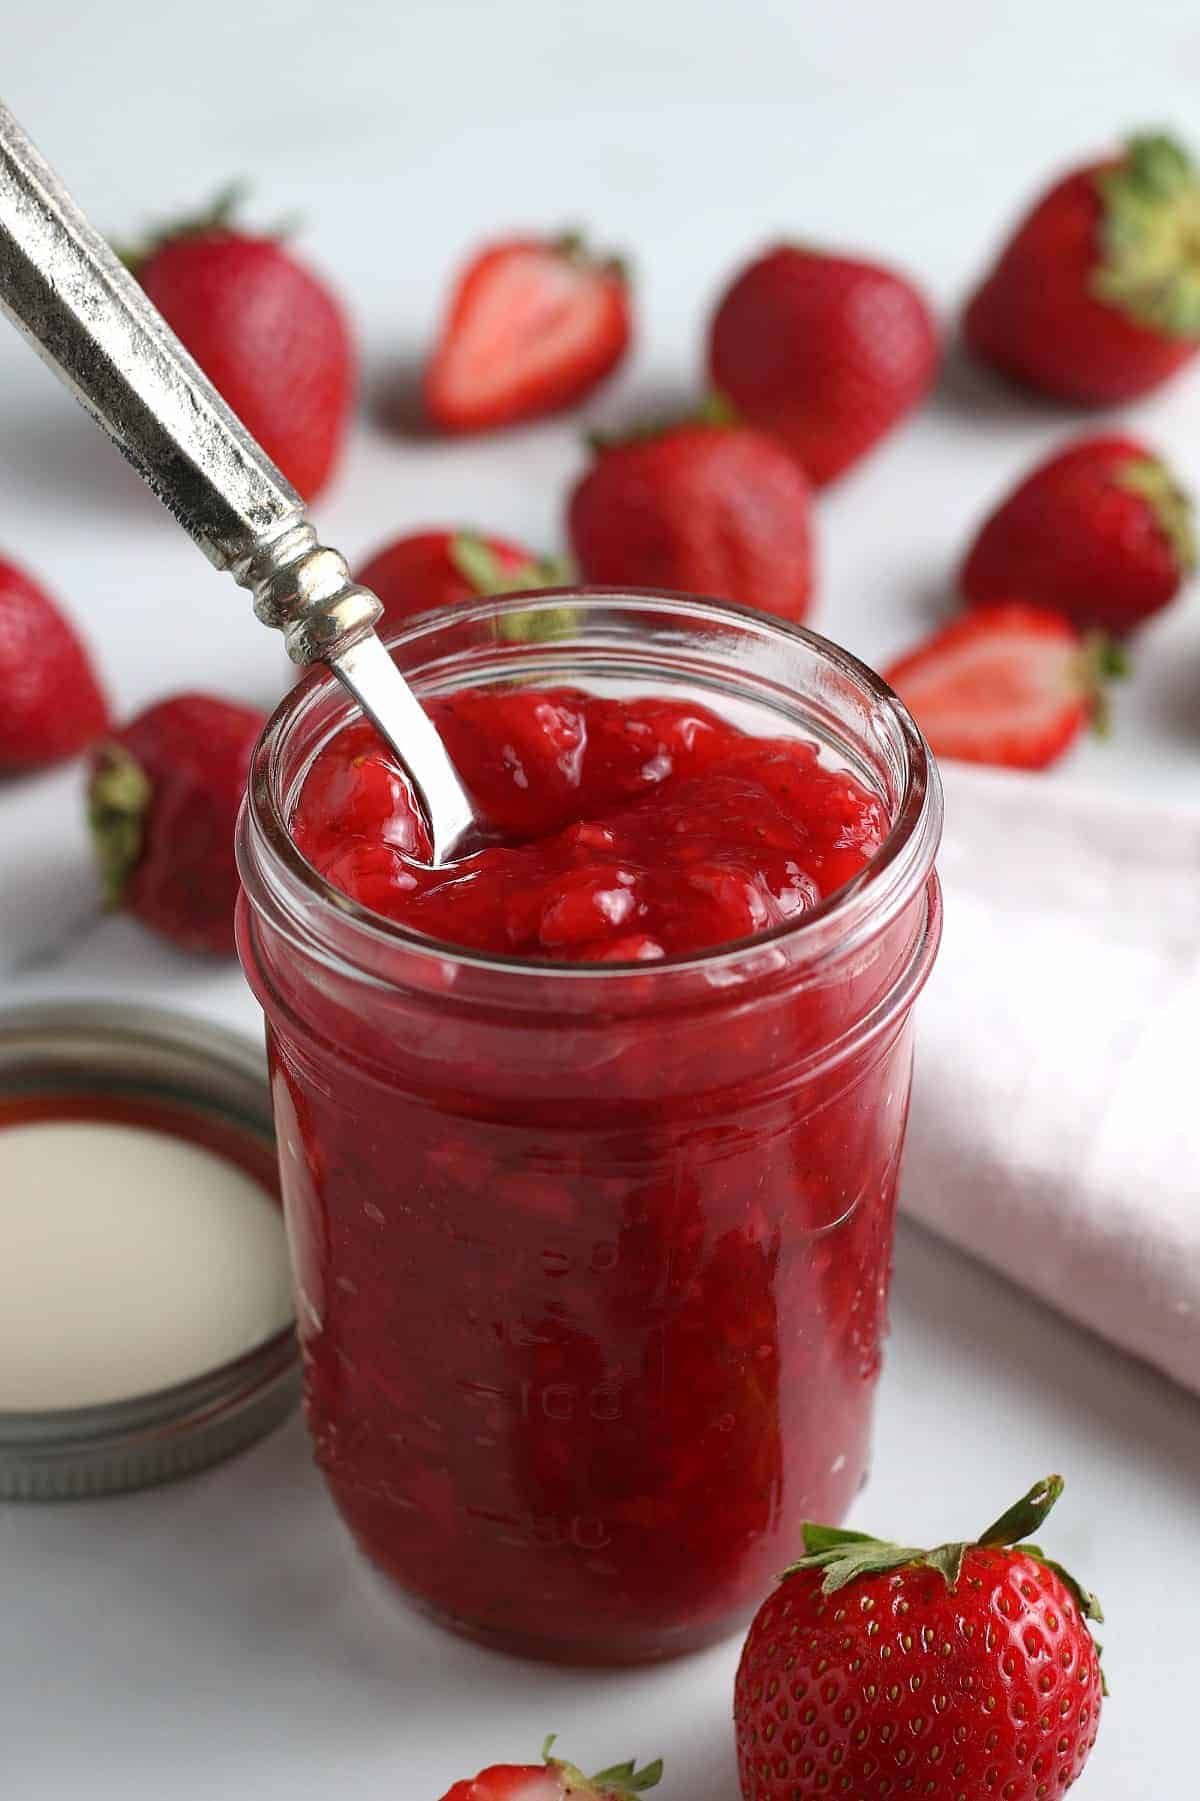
251, 684, 935, 1661
292, 689, 888, 960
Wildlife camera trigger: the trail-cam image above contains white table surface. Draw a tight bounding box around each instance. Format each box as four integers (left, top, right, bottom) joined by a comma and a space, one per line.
1, 1, 1198, 1794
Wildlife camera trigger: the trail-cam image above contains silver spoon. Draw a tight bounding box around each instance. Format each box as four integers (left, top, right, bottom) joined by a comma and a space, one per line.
0, 104, 477, 865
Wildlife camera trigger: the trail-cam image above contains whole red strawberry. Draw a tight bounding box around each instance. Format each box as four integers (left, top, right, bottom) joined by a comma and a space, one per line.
884, 602, 1125, 770
568, 421, 815, 621
735, 1476, 1104, 1801
962, 435, 1194, 636
133, 189, 354, 499
0, 557, 108, 771
707, 245, 939, 486
965, 132, 1200, 403
357, 529, 565, 631
425, 233, 631, 433
439, 1738, 662, 1801
88, 693, 266, 955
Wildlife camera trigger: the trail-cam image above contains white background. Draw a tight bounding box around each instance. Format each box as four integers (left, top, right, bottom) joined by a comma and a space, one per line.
1, 2, 1198, 1796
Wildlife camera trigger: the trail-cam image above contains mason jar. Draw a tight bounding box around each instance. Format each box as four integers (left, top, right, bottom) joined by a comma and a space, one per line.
236, 590, 942, 1664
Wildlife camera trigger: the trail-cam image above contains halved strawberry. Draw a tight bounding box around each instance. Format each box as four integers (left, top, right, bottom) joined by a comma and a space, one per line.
882, 602, 1124, 770
424, 233, 631, 433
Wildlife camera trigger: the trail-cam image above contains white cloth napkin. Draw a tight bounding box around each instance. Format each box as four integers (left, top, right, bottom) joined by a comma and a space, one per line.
903, 763, 1200, 1396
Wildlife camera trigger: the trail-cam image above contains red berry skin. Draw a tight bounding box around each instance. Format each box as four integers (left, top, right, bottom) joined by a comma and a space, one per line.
139, 232, 354, 499
964, 162, 1198, 404
425, 237, 632, 434
0, 558, 109, 770
439, 1765, 561, 1801
568, 425, 815, 622
735, 1549, 1103, 1801
91, 694, 266, 955
708, 246, 939, 487
962, 435, 1192, 636
356, 530, 539, 631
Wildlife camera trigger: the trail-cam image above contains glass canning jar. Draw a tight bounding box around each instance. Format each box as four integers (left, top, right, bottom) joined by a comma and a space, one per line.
236, 591, 943, 1664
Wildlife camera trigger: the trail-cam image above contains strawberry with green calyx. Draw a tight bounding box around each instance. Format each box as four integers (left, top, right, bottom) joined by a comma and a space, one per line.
438, 1736, 662, 1801
88, 693, 266, 956
965, 130, 1200, 403
128, 186, 354, 499
735, 1476, 1104, 1801
961, 434, 1195, 636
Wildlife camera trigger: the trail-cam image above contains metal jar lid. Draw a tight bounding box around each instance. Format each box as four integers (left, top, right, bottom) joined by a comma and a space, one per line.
0, 1002, 299, 1500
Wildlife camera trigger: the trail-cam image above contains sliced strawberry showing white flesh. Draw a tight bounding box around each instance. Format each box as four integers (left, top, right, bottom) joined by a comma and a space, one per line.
883, 601, 1123, 770
425, 235, 630, 432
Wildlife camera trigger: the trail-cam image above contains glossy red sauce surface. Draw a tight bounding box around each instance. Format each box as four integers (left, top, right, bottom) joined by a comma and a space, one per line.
262, 687, 921, 1660
291, 688, 888, 958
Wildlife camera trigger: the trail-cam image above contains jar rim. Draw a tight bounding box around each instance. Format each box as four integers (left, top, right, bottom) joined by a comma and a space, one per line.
241, 588, 942, 985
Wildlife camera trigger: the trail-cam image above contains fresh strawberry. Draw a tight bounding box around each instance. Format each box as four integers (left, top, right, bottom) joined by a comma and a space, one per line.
707, 245, 939, 486
962, 434, 1195, 636
965, 132, 1200, 403
88, 693, 266, 955
0, 557, 109, 771
568, 421, 815, 621
438, 1738, 662, 1801
357, 529, 564, 631
425, 233, 631, 433
735, 1475, 1104, 1801
883, 602, 1123, 770
131, 189, 354, 499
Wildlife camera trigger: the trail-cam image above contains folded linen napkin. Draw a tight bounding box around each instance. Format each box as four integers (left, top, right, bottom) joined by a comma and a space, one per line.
902, 762, 1200, 1396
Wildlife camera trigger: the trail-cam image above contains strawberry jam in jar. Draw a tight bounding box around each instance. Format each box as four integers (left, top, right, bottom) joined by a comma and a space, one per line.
237, 591, 942, 1662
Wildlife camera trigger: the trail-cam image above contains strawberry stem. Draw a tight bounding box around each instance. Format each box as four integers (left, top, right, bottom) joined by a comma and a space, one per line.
1082, 631, 1129, 737
88, 744, 151, 907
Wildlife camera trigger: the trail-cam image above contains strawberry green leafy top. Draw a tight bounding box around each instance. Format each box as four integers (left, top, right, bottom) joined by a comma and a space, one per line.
785, 1473, 1103, 1626
1094, 133, 1200, 336
543, 1735, 663, 1800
